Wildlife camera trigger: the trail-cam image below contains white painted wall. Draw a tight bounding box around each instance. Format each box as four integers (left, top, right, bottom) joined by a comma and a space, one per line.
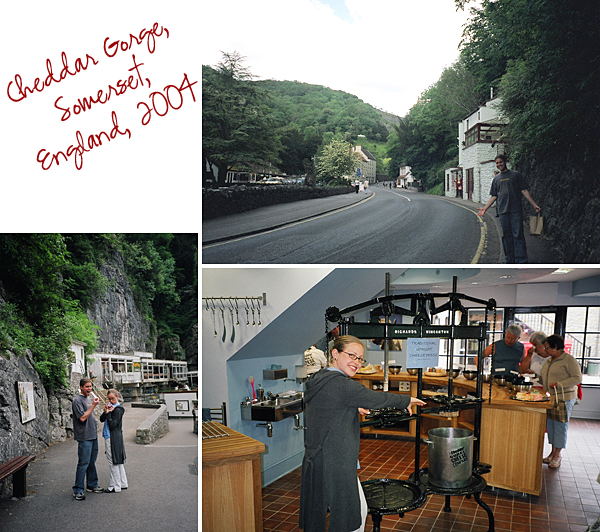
201, 267, 333, 407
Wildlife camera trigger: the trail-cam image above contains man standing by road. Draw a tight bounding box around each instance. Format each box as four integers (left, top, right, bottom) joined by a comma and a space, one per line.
72, 378, 103, 500
478, 154, 541, 263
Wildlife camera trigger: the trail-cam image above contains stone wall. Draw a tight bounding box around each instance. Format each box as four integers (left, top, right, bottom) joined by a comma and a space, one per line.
134, 404, 169, 444
0, 350, 49, 496
516, 151, 600, 264
202, 185, 358, 220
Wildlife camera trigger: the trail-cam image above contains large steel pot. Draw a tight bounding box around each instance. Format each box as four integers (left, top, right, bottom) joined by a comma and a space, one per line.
424, 427, 475, 489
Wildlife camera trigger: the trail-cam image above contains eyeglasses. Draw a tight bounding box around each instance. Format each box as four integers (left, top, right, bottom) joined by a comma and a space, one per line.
340, 351, 365, 365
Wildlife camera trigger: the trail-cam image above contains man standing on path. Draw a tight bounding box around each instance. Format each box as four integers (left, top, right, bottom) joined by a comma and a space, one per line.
478, 154, 541, 263
72, 378, 103, 500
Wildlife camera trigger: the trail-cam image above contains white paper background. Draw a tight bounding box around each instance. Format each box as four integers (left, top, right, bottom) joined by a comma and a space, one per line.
0, 0, 200, 231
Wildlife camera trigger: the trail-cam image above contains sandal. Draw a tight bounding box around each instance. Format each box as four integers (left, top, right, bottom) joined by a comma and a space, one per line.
542, 455, 553, 464
549, 457, 562, 468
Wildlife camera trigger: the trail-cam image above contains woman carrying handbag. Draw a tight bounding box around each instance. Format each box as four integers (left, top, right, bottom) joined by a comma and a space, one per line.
539, 335, 582, 468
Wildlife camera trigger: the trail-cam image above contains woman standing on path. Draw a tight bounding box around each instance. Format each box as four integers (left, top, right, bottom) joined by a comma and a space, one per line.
100, 389, 128, 493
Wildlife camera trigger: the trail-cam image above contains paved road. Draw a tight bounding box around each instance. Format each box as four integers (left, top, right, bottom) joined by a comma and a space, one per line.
203, 187, 501, 264
0, 403, 198, 532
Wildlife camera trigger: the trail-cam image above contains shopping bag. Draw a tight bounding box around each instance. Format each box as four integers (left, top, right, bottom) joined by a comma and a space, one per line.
530, 214, 544, 235
548, 384, 569, 423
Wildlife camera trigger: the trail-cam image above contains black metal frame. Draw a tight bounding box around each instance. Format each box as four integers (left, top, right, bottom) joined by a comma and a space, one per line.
327, 275, 496, 531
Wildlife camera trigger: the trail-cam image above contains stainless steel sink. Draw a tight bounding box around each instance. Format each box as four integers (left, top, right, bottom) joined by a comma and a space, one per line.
243, 392, 304, 422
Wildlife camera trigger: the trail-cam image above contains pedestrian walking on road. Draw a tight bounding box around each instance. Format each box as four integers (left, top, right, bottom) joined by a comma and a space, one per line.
72, 378, 103, 500
100, 389, 128, 493
478, 154, 541, 263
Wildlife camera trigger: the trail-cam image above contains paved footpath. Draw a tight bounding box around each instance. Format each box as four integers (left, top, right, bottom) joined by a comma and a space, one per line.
0, 403, 198, 532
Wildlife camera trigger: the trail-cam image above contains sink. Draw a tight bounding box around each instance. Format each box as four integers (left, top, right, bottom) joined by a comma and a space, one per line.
243, 392, 304, 422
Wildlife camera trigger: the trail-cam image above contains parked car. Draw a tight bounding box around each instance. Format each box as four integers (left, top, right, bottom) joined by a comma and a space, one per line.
262, 177, 285, 185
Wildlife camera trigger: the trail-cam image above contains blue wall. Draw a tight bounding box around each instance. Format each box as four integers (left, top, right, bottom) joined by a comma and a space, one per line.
227, 354, 306, 487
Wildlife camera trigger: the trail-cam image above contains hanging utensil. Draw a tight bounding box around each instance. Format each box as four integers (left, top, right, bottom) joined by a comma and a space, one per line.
234, 299, 240, 326
245, 298, 250, 326
229, 300, 235, 343
251, 300, 256, 326
257, 298, 262, 326
220, 299, 226, 342
210, 299, 217, 337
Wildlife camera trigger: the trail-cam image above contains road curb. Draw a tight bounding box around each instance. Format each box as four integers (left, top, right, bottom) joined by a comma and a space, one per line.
202, 191, 374, 246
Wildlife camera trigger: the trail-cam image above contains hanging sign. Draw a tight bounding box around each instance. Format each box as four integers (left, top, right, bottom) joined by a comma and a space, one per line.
406, 338, 440, 368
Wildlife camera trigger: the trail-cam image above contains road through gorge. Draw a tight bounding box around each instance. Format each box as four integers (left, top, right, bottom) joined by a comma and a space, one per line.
202, 188, 502, 264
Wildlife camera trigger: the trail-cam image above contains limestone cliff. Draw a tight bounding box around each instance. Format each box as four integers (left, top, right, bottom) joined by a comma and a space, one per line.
86, 249, 154, 353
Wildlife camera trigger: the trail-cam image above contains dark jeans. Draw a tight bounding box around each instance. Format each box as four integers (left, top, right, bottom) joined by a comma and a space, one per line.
73, 439, 99, 494
499, 211, 528, 263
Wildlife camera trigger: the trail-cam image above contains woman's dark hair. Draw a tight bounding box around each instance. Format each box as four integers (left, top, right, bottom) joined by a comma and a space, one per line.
495, 154, 508, 162
545, 334, 565, 350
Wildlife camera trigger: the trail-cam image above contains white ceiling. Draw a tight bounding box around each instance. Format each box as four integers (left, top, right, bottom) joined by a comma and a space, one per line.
390, 268, 600, 292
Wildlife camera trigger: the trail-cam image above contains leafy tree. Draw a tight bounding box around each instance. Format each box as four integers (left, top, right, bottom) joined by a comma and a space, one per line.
386, 59, 479, 188
202, 52, 281, 187
316, 139, 361, 183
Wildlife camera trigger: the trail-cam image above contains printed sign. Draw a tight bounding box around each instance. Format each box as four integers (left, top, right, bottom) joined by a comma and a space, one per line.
17, 382, 36, 423
406, 338, 440, 368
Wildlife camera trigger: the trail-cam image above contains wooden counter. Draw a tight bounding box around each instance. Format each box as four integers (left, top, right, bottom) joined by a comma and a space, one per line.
352, 371, 553, 495
202, 423, 266, 532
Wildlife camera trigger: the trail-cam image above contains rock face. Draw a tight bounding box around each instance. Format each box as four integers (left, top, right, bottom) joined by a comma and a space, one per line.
0, 349, 51, 496
86, 250, 153, 353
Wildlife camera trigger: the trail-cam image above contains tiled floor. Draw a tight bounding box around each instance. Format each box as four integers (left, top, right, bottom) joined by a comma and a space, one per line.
262, 418, 600, 532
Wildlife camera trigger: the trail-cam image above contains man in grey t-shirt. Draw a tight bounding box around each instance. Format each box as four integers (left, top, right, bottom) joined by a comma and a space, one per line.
72, 378, 103, 500
478, 155, 541, 263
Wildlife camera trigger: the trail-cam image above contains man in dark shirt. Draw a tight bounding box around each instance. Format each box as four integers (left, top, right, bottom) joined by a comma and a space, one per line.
72, 378, 103, 500
478, 155, 541, 263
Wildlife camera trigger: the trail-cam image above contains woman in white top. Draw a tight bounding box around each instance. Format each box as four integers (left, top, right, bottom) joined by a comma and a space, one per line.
520, 331, 550, 376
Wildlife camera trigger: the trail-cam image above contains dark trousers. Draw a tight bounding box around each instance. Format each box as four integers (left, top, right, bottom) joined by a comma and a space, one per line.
499, 211, 528, 263
73, 438, 99, 493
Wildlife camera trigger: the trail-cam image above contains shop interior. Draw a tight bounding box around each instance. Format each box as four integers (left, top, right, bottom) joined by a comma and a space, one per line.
202, 267, 600, 531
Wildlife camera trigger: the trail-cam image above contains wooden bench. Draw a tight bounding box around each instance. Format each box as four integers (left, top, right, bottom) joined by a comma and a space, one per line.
0, 455, 36, 498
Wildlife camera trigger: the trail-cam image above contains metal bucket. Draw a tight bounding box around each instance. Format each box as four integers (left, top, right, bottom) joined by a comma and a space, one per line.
425, 427, 474, 489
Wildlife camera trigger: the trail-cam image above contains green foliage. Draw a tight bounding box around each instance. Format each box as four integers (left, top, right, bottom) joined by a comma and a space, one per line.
426, 182, 445, 196
460, 0, 600, 162
386, 59, 476, 189
257, 80, 393, 175
316, 139, 361, 183
0, 234, 198, 389
202, 52, 281, 187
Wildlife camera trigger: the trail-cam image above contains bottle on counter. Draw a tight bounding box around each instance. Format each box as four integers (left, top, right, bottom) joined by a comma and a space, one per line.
257, 385, 265, 402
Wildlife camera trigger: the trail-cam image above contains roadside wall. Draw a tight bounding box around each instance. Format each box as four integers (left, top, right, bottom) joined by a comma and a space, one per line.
202, 185, 357, 220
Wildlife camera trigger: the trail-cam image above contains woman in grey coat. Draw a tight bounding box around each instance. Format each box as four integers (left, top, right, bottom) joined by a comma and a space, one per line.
299, 335, 425, 532
100, 389, 128, 493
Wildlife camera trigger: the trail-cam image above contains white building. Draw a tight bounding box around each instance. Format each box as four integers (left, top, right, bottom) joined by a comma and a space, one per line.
445, 97, 506, 203
353, 146, 377, 182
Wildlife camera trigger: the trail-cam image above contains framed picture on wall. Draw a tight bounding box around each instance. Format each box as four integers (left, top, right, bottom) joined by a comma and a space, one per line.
176, 400, 189, 412
17, 382, 36, 423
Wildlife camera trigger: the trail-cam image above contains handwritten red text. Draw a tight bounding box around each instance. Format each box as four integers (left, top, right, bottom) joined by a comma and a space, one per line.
37, 111, 131, 170
6, 52, 98, 103
54, 54, 150, 121
104, 23, 169, 58
137, 73, 197, 126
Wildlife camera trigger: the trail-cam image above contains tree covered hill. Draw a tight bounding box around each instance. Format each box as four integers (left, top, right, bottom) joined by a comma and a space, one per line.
203, 56, 398, 182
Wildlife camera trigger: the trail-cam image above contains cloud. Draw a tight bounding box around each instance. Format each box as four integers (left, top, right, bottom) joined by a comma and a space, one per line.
201, 0, 473, 117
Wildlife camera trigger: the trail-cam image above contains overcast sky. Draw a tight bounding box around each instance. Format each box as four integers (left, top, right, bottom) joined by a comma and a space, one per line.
202, 0, 477, 118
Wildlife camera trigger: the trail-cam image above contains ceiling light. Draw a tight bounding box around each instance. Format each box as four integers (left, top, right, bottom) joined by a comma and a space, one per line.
551, 269, 574, 274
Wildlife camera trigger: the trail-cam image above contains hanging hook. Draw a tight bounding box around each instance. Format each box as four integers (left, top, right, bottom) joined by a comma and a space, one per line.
257, 298, 262, 326
234, 299, 240, 326
228, 299, 235, 343
219, 298, 227, 342
251, 299, 256, 326
209, 298, 217, 337
245, 298, 250, 326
